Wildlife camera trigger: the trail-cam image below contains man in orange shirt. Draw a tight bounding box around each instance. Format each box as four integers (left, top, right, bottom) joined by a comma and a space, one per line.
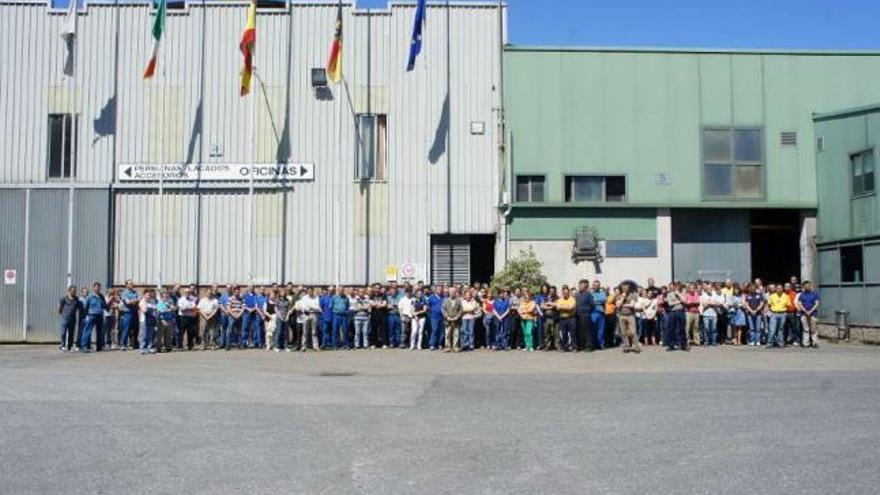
783, 282, 801, 346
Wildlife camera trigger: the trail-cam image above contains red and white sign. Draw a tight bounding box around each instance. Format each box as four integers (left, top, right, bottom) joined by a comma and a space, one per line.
3, 269, 16, 285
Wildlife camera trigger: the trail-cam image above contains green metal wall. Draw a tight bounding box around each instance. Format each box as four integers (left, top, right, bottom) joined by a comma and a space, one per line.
504, 48, 880, 212
814, 107, 880, 243
509, 207, 657, 241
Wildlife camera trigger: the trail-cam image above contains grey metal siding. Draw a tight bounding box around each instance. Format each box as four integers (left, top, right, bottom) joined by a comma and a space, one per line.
672, 210, 751, 281
818, 248, 840, 285
72, 188, 110, 287
26, 190, 70, 343
0, 190, 26, 342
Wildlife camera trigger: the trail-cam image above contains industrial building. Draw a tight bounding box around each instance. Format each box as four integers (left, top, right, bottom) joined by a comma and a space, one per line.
504, 46, 880, 285
814, 104, 880, 326
3, 1, 880, 343
0, 0, 505, 342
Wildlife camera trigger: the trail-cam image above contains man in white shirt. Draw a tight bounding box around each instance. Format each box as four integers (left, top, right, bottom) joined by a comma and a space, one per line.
295, 288, 322, 351
198, 289, 221, 351
699, 284, 725, 347
398, 289, 414, 348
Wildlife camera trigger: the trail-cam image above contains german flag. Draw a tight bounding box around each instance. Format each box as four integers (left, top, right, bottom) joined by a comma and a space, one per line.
239, 0, 257, 96
326, 1, 343, 83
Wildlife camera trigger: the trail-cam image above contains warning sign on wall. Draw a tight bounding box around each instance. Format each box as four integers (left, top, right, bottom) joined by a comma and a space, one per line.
4, 269, 16, 285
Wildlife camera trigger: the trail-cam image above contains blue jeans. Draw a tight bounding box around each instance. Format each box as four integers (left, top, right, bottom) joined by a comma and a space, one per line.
746, 313, 762, 345
139, 319, 156, 351
218, 314, 229, 347
667, 310, 686, 350
354, 317, 371, 348
767, 314, 785, 347
428, 316, 444, 349
387, 313, 402, 347
224, 317, 241, 349
590, 312, 606, 350
321, 319, 333, 348
80, 314, 104, 350
482, 315, 495, 348
274, 320, 288, 350
59, 317, 76, 349
785, 313, 801, 344
120, 311, 136, 349
241, 312, 264, 348
241, 312, 254, 348
701, 315, 717, 346
495, 316, 511, 350
461, 319, 475, 350
332, 313, 349, 349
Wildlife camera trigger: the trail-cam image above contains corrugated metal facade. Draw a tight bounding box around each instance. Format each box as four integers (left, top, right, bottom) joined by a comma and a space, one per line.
671, 210, 751, 282
0, 190, 27, 342
0, 2, 504, 339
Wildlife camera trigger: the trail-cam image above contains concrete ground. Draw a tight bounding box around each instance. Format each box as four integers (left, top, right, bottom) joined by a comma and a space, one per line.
2, 344, 879, 495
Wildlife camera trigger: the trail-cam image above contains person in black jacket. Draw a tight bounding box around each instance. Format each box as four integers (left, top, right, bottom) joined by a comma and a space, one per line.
58, 285, 80, 352
575, 279, 593, 351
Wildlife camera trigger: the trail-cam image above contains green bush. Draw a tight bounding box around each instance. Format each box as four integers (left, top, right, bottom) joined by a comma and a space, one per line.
489, 248, 548, 296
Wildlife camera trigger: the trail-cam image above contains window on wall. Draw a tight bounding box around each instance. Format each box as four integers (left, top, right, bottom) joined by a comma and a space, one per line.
515, 175, 545, 202
564, 175, 626, 203
47, 113, 78, 179
702, 127, 764, 200
356, 114, 387, 181
840, 245, 864, 283
851, 149, 875, 197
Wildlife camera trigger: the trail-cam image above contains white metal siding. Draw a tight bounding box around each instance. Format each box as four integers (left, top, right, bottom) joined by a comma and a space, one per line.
1, 2, 504, 287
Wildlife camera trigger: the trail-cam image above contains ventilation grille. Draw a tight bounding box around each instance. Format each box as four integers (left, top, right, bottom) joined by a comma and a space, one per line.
780, 131, 798, 146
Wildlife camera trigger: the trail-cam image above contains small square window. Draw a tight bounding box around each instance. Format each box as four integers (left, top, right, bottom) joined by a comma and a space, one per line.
735, 165, 762, 199
566, 176, 603, 202
605, 176, 626, 202
840, 245, 864, 283
734, 129, 762, 162
516, 175, 545, 203
704, 164, 732, 197
703, 129, 731, 162
564, 175, 626, 203
702, 127, 764, 199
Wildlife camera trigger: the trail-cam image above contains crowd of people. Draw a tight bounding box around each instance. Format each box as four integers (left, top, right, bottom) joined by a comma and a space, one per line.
58, 276, 822, 355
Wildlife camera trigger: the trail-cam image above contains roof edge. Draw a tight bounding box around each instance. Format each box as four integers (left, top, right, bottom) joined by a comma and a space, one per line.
505, 45, 880, 56
814, 103, 880, 122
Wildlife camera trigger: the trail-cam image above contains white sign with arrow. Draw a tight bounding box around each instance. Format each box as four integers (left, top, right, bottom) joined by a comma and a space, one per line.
118, 163, 315, 182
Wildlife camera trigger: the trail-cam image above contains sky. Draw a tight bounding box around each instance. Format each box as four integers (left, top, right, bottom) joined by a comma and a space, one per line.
55, 0, 878, 50
356, 0, 880, 49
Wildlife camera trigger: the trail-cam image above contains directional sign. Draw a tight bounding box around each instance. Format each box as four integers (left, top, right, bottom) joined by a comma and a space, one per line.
118, 163, 315, 182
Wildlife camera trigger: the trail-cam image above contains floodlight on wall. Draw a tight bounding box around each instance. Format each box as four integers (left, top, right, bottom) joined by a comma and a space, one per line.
311, 68, 328, 89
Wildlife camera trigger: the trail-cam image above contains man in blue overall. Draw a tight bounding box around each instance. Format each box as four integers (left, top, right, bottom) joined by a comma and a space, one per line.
80, 282, 108, 352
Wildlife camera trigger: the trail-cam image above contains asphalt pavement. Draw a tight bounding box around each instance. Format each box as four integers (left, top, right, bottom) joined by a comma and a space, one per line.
1, 344, 879, 495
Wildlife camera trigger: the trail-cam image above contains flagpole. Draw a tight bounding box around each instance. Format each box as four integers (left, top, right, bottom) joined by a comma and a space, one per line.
249, 5, 257, 286
445, 0, 451, 236
333, 0, 343, 287
65, 2, 77, 289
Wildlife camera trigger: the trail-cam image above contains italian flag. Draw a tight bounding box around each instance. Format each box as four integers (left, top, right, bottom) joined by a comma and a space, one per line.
239, 0, 257, 96
143, 0, 167, 79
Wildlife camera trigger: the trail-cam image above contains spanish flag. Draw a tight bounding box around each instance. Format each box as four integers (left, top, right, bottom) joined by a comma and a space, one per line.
239, 0, 257, 96
326, 1, 343, 83
143, 0, 167, 79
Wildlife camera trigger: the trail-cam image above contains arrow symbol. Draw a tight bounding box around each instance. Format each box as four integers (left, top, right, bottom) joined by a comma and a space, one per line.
124, 167, 132, 177
300, 166, 308, 177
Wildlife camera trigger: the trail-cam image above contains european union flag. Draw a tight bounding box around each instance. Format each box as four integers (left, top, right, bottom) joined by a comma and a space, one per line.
406, 0, 427, 71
